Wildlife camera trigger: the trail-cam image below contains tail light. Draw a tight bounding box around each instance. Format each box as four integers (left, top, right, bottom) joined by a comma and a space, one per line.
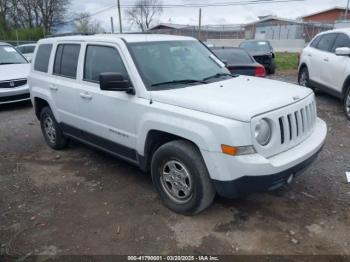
255, 66, 266, 77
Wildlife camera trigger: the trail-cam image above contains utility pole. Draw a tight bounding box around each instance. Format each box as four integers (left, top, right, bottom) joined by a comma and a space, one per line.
198, 8, 202, 40
346, 0, 350, 20
110, 17, 114, 33
117, 0, 123, 33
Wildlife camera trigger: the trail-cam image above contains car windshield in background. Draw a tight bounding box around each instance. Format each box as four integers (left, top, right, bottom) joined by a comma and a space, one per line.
129, 40, 230, 90
240, 41, 271, 53
0, 45, 27, 64
212, 48, 254, 65
18, 45, 36, 54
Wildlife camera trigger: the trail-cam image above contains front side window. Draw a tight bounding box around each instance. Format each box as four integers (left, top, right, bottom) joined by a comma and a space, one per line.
316, 33, 337, 52
331, 33, 350, 52
129, 40, 229, 90
0, 45, 27, 65
34, 44, 52, 72
53, 44, 80, 78
84, 45, 129, 82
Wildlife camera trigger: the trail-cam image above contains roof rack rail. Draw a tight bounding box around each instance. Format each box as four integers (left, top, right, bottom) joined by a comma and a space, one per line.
45, 32, 95, 38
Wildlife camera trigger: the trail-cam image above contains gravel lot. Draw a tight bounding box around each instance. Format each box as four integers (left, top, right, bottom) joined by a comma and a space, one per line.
1, 71, 350, 257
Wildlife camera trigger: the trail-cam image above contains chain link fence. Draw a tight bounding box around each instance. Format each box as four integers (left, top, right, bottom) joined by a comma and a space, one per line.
148, 21, 335, 43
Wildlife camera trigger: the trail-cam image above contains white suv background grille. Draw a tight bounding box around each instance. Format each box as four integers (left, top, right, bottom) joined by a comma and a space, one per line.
251, 94, 317, 158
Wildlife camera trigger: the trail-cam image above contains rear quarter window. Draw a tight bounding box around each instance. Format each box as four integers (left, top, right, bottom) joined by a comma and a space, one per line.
34, 44, 53, 73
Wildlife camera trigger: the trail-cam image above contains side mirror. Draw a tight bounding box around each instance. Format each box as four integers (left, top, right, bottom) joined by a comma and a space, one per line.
335, 47, 350, 56
99, 72, 134, 94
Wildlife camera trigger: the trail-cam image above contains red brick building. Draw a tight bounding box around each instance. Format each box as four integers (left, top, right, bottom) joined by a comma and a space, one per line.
301, 7, 349, 23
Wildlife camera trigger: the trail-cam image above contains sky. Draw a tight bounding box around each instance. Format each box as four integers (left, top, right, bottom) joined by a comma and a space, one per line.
65, 0, 347, 32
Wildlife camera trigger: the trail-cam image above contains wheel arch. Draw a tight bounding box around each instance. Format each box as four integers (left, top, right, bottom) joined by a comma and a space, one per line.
342, 75, 350, 99
140, 129, 204, 173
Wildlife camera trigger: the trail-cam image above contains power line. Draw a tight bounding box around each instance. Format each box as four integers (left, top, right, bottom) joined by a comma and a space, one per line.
53, 0, 305, 26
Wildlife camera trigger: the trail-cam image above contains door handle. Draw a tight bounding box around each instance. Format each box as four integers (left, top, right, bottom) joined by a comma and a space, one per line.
80, 92, 92, 100
307, 54, 312, 57
49, 85, 58, 91
324, 58, 329, 62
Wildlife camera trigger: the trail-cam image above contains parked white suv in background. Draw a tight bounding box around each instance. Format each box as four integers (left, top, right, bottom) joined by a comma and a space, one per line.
29, 34, 327, 215
298, 28, 350, 120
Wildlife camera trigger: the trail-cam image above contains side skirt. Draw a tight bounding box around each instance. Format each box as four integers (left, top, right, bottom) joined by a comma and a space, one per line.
309, 80, 342, 99
60, 123, 140, 167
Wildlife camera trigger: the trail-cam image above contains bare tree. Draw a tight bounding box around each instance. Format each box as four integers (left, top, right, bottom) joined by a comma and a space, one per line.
125, 0, 163, 32
37, 0, 70, 34
74, 12, 104, 34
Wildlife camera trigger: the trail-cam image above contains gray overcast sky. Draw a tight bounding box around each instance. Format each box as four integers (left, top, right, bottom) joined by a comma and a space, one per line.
69, 0, 346, 31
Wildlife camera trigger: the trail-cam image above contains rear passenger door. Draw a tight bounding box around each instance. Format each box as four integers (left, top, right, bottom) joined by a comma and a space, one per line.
74, 43, 140, 160
50, 42, 83, 127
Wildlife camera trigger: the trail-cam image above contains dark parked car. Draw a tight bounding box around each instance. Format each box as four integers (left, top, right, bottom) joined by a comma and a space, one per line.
211, 47, 266, 77
239, 40, 275, 74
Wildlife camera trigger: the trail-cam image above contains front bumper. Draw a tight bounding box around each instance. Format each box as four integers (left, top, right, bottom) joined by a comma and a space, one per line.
0, 84, 30, 104
201, 118, 327, 198
213, 145, 322, 198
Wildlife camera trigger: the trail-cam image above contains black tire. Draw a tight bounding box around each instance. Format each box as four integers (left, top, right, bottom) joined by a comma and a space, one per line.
298, 66, 314, 90
268, 59, 276, 74
344, 87, 350, 120
40, 106, 68, 150
151, 140, 215, 215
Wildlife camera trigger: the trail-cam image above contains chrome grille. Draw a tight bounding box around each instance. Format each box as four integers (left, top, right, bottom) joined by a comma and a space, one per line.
251, 94, 317, 158
0, 79, 27, 88
278, 100, 316, 145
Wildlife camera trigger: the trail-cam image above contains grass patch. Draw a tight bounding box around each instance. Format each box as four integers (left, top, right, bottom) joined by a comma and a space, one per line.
275, 52, 299, 71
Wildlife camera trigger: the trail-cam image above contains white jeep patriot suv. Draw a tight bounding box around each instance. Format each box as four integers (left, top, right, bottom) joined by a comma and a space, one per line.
29, 34, 327, 215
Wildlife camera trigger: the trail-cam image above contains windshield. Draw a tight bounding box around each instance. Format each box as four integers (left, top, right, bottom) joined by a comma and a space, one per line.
129, 40, 229, 90
212, 48, 254, 65
240, 41, 271, 53
0, 45, 27, 64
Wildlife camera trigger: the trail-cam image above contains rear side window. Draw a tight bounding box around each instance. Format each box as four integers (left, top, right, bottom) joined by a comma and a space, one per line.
212, 48, 254, 65
84, 45, 129, 82
34, 44, 52, 73
53, 44, 81, 78
316, 34, 337, 52
310, 35, 321, 48
331, 33, 350, 52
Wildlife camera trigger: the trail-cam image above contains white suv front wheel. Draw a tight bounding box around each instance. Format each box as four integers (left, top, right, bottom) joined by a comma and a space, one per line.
151, 140, 215, 215
298, 66, 311, 89
344, 87, 350, 120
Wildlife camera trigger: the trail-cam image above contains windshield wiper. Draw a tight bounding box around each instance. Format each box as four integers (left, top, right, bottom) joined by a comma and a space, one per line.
0, 62, 18, 65
202, 73, 237, 82
151, 79, 207, 87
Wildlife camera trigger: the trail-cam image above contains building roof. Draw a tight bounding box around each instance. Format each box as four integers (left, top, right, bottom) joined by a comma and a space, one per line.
245, 15, 302, 26
38, 34, 196, 44
148, 23, 190, 30
301, 6, 346, 19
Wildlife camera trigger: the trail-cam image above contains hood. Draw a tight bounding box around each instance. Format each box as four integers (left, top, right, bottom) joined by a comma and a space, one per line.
151, 76, 313, 122
0, 63, 30, 81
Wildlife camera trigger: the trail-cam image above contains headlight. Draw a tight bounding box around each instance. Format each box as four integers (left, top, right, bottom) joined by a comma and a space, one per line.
254, 118, 271, 146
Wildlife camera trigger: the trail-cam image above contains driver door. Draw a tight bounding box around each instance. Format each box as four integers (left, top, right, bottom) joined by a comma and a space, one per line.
74, 42, 142, 160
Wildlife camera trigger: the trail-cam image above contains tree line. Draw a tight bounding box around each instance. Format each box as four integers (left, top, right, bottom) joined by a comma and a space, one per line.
0, 0, 70, 35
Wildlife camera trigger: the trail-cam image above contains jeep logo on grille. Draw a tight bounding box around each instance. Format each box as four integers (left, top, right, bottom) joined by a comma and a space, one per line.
293, 96, 300, 101
9, 81, 15, 87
